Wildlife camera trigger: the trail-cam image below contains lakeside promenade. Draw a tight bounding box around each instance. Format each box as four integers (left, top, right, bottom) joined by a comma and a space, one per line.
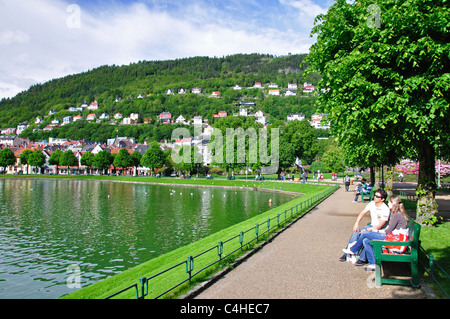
194, 182, 437, 299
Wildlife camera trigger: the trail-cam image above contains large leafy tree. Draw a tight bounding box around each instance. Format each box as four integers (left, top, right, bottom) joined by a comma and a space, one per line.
93, 150, 113, 175
141, 142, 166, 175
306, 0, 450, 224
60, 150, 78, 174
0, 148, 16, 170
28, 150, 46, 173
113, 149, 132, 175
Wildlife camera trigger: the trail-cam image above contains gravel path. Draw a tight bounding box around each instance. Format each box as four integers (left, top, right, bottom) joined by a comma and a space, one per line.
195, 185, 428, 299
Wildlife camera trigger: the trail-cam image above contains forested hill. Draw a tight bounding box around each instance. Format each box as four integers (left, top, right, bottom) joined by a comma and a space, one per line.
0, 53, 321, 143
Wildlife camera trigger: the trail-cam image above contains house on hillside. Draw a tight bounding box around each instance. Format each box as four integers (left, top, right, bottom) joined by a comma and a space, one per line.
16, 122, 29, 135
287, 113, 305, 122
192, 87, 202, 94
88, 101, 99, 110
86, 114, 96, 121
159, 112, 172, 121
303, 82, 315, 93
268, 89, 280, 96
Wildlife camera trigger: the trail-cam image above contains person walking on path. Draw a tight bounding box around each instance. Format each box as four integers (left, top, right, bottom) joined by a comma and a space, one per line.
344, 174, 351, 192
339, 189, 390, 263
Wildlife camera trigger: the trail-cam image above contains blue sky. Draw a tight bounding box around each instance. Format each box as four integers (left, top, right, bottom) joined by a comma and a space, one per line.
0, 0, 334, 99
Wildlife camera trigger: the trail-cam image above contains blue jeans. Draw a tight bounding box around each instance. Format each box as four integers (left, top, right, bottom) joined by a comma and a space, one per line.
349, 231, 386, 264
346, 225, 371, 261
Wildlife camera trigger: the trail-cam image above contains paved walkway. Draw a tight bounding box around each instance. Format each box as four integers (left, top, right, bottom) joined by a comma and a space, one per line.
195, 184, 429, 299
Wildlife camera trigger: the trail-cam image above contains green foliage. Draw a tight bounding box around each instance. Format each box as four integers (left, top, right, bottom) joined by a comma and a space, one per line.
306, 0, 450, 223
1, 54, 324, 144
0, 148, 16, 168
310, 161, 329, 173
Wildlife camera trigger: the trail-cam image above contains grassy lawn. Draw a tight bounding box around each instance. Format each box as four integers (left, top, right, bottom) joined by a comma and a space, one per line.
419, 222, 450, 298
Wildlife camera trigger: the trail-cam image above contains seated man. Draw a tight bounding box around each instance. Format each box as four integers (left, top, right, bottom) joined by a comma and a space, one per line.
339, 189, 390, 263
352, 179, 369, 203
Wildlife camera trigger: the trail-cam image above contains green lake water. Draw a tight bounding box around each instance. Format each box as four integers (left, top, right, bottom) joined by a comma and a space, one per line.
0, 178, 296, 299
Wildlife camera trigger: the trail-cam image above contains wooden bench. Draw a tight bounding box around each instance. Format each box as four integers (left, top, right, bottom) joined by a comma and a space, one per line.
361, 188, 374, 203
371, 218, 421, 287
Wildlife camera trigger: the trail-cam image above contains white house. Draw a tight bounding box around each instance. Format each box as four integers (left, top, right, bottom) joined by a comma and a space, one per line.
239, 108, 248, 117
285, 90, 296, 96
176, 115, 188, 125
178, 88, 186, 94
192, 87, 202, 94
166, 89, 174, 95
268, 83, 278, 88
16, 122, 29, 135
288, 83, 298, 90
233, 85, 242, 90
253, 82, 262, 88
62, 116, 73, 125
114, 113, 123, 119
287, 113, 305, 122
86, 113, 96, 121
35, 117, 44, 124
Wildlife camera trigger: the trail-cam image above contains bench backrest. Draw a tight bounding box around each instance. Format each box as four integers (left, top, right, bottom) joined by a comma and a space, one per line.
407, 218, 421, 248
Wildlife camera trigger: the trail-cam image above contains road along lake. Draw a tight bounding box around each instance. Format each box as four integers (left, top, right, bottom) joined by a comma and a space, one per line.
0, 178, 296, 299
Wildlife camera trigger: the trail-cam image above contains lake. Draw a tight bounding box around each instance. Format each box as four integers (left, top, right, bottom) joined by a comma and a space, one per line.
0, 178, 295, 299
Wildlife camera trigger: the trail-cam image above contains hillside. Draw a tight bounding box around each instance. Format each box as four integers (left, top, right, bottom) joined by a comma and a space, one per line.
0, 53, 321, 143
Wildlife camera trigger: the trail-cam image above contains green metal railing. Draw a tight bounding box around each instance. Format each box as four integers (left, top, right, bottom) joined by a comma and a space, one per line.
419, 246, 450, 298
105, 185, 339, 299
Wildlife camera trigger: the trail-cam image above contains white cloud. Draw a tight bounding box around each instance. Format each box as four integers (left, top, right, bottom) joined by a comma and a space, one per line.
0, 0, 324, 100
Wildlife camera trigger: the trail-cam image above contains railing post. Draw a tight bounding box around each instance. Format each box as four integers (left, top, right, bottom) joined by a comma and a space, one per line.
239, 231, 244, 250
186, 256, 194, 283
255, 224, 259, 240
138, 277, 148, 299
217, 241, 223, 261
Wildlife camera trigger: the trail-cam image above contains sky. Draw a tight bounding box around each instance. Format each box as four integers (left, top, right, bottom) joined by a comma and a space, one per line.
0, 0, 334, 100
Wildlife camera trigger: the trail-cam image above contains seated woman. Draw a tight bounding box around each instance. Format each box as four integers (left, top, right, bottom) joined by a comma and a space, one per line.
343, 195, 409, 271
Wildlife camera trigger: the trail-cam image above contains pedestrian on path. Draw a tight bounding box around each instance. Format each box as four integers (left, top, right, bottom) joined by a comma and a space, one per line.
344, 174, 350, 192
339, 189, 390, 263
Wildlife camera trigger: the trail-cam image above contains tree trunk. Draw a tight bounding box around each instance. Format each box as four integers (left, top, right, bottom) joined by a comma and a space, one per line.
415, 139, 438, 225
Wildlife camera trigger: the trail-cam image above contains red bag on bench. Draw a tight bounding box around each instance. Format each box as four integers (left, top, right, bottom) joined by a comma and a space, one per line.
382, 228, 409, 254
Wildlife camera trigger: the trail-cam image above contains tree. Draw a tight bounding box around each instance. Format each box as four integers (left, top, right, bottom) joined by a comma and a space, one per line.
0, 148, 16, 171
282, 120, 318, 164
28, 150, 46, 174
113, 148, 132, 175
306, 0, 450, 225
49, 149, 63, 174
93, 150, 113, 175
130, 151, 143, 176
60, 150, 78, 174
80, 151, 95, 174
141, 142, 166, 176
20, 149, 33, 174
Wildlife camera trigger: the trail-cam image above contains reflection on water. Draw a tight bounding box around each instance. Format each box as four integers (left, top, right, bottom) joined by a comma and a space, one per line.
0, 179, 295, 299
